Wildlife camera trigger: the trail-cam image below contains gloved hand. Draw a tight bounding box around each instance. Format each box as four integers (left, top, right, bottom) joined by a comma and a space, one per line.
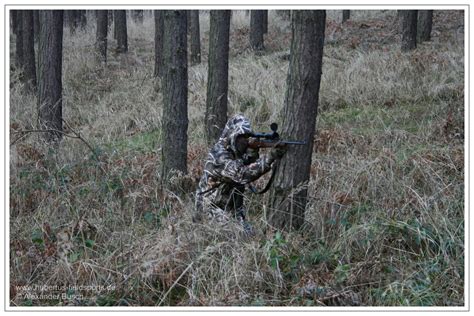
269, 143, 287, 161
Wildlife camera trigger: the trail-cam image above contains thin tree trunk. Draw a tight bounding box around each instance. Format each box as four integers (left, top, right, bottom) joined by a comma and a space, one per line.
250, 10, 265, 53
33, 10, 40, 42
96, 10, 108, 63
79, 10, 87, 29
15, 11, 24, 69
418, 10, 433, 42
67, 10, 79, 34
113, 11, 118, 40
115, 10, 128, 53
22, 10, 37, 92
263, 10, 268, 34
342, 10, 350, 23
268, 10, 326, 231
11, 10, 18, 35
161, 10, 188, 178
38, 10, 64, 143
401, 10, 418, 52
205, 10, 231, 145
154, 10, 164, 78
189, 10, 201, 65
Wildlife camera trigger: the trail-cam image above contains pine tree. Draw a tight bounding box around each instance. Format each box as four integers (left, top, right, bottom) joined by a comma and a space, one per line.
161, 10, 188, 178
22, 10, 37, 91
37, 10, 64, 143
205, 10, 231, 144
268, 10, 326, 231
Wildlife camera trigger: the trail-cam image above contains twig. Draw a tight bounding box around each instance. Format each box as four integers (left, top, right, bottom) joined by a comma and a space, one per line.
10, 121, 107, 175
62, 119, 103, 165
10, 129, 79, 146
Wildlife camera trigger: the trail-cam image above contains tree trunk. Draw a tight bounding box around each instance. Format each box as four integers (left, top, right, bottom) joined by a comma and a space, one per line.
15, 11, 24, 69
96, 10, 108, 63
263, 10, 268, 34
400, 10, 418, 52
113, 11, 118, 40
79, 10, 87, 29
22, 10, 37, 92
205, 10, 230, 145
342, 10, 350, 23
11, 10, 18, 35
37, 10, 64, 143
268, 10, 326, 231
67, 10, 79, 34
161, 10, 188, 178
154, 10, 164, 78
250, 10, 265, 53
115, 10, 128, 53
418, 10, 433, 42
33, 11, 40, 42
186, 11, 192, 33
189, 10, 201, 65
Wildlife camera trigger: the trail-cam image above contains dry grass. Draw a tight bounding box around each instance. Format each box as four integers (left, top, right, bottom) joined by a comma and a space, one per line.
9, 10, 464, 307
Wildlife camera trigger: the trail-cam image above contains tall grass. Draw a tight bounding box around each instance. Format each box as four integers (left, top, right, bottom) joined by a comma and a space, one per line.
9, 10, 464, 307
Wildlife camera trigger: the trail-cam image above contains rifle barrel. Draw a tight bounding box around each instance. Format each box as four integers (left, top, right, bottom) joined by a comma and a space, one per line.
282, 140, 306, 145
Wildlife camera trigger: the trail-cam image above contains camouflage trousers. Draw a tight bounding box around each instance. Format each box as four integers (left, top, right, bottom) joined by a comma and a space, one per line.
195, 183, 253, 232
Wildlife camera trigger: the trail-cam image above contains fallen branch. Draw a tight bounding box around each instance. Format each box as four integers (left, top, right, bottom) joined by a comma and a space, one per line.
10, 121, 107, 174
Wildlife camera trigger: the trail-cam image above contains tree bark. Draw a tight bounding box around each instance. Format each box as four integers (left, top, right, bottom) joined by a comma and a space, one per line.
154, 10, 164, 78
418, 10, 433, 42
401, 10, 418, 52
15, 11, 24, 69
268, 10, 326, 231
96, 10, 108, 63
115, 10, 128, 53
113, 11, 118, 40
78, 10, 87, 29
342, 10, 350, 23
37, 10, 64, 143
250, 10, 265, 53
22, 10, 37, 92
11, 10, 18, 35
66, 10, 79, 34
33, 10, 40, 42
263, 10, 268, 34
161, 10, 188, 178
189, 10, 201, 65
205, 10, 230, 145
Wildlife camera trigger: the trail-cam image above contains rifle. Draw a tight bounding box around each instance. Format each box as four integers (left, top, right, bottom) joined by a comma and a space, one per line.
248, 123, 307, 149
246, 123, 306, 195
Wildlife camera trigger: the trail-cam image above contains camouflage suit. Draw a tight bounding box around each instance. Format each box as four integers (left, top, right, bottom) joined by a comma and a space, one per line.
194, 115, 278, 225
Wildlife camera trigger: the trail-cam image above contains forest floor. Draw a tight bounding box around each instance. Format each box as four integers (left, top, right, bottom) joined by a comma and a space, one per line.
9, 10, 465, 307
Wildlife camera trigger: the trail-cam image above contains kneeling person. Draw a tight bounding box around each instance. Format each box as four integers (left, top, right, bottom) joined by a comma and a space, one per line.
194, 114, 286, 231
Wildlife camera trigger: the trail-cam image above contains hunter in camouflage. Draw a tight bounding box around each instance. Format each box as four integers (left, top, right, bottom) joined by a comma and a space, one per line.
194, 114, 286, 229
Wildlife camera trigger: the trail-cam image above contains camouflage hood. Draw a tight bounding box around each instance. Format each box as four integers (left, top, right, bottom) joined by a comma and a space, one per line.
217, 114, 254, 154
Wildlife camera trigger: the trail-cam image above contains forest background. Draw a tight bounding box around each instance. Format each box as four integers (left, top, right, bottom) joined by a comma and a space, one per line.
7, 7, 465, 308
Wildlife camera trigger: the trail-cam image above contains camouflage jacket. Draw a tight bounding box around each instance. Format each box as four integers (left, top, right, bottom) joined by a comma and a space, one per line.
194, 115, 275, 223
